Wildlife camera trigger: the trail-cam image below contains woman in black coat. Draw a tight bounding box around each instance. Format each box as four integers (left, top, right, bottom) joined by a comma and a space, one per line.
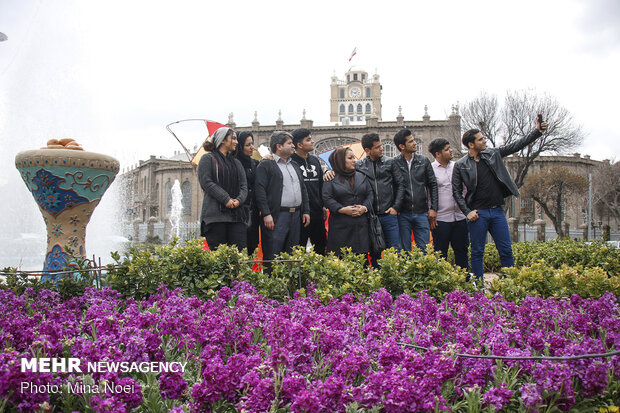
198, 127, 248, 251
234, 131, 260, 254
322, 147, 374, 256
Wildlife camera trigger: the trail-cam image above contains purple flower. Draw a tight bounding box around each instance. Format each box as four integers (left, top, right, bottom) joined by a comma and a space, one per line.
483, 382, 513, 410
159, 371, 187, 400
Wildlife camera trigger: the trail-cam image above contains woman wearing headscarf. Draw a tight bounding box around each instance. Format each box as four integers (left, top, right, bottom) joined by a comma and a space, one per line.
198, 127, 248, 250
322, 147, 374, 256
234, 131, 260, 254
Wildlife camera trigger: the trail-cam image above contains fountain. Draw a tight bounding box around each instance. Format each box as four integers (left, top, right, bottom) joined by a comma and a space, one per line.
169, 179, 183, 240
14, 139, 119, 279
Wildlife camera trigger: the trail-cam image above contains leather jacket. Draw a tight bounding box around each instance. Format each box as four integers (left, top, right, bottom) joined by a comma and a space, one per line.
356, 156, 404, 215
452, 129, 542, 216
393, 153, 438, 213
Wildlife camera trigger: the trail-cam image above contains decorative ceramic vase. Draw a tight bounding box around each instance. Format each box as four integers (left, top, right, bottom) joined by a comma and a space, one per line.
15, 146, 120, 279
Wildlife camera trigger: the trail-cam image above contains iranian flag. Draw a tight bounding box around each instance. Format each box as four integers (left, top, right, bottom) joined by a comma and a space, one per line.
348, 47, 357, 62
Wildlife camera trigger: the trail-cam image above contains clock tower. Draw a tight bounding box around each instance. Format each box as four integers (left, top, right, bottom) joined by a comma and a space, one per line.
330, 69, 382, 123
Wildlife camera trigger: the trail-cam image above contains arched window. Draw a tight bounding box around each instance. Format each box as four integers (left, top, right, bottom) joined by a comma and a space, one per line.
339, 88, 345, 99
339, 104, 345, 113
382, 140, 397, 158
366, 87, 371, 98
365, 103, 371, 113
165, 181, 172, 215
182, 181, 191, 215
348, 104, 354, 113
357, 104, 363, 113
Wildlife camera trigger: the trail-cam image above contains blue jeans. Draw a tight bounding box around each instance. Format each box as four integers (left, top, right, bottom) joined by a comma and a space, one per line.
397, 212, 430, 252
369, 214, 400, 267
432, 219, 469, 270
468, 207, 514, 280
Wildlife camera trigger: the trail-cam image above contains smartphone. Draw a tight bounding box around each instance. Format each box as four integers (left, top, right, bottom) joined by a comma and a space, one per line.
537, 114, 543, 123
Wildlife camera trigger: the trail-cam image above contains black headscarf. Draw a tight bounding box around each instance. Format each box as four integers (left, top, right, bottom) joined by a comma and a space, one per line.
329, 147, 356, 188
234, 132, 255, 169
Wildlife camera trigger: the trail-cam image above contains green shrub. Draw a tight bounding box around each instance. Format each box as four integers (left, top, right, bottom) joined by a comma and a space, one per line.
488, 260, 620, 302
378, 247, 474, 300
481, 239, 619, 276
106, 239, 253, 301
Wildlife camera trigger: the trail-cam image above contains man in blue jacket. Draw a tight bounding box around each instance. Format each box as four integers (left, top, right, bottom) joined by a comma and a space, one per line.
452, 117, 547, 280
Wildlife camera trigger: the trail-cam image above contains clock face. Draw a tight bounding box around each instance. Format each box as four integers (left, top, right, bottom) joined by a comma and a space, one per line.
349, 87, 361, 98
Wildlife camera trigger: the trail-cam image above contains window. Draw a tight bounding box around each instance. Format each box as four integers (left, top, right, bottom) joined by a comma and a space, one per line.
339, 88, 345, 99
353, 73, 358, 81
347, 74, 350, 82
182, 181, 191, 215
357, 104, 362, 113
357, 116, 362, 121
348, 104, 354, 113
366, 87, 371, 98
382, 141, 396, 158
339, 104, 345, 113
365, 103, 371, 113
362, 74, 366, 81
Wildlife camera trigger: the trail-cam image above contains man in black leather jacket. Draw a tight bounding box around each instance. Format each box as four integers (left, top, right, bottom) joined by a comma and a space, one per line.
356, 133, 405, 266
392, 129, 438, 252
452, 117, 547, 280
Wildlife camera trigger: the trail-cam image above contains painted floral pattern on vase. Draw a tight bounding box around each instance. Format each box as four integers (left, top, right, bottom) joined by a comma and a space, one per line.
15, 145, 119, 280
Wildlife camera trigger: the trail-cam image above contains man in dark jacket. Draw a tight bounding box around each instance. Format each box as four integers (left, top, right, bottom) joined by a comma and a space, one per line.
356, 133, 404, 265
255, 131, 310, 271
452, 117, 547, 280
290, 128, 327, 255
393, 129, 438, 252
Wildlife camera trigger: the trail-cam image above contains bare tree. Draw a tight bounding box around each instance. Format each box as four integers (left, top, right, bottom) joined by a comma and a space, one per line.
521, 166, 588, 238
593, 160, 620, 228
461, 90, 585, 188
502, 90, 585, 188
460, 91, 501, 147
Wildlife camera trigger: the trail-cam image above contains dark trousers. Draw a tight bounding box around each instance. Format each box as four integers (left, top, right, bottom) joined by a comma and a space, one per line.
432, 219, 469, 270
202, 221, 247, 251
261, 210, 301, 272
247, 209, 260, 255
300, 213, 327, 255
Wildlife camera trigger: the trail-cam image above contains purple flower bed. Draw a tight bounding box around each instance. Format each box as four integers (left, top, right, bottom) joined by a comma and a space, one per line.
0, 283, 619, 412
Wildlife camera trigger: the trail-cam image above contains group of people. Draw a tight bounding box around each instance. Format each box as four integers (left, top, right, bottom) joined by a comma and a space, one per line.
198, 117, 547, 279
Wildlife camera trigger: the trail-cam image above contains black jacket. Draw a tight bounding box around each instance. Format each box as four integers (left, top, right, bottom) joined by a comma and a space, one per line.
255, 158, 310, 223
290, 153, 324, 217
322, 172, 374, 255
393, 153, 438, 213
356, 156, 405, 215
452, 129, 543, 216
198, 153, 248, 225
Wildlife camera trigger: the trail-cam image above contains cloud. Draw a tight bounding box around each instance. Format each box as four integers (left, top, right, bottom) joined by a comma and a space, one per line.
576, 0, 620, 55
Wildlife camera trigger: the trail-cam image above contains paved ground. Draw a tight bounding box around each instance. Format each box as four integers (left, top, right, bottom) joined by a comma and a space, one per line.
483, 273, 498, 288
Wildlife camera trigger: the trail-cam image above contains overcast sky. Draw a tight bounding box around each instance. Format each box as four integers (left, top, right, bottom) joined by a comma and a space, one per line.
1, 0, 620, 171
